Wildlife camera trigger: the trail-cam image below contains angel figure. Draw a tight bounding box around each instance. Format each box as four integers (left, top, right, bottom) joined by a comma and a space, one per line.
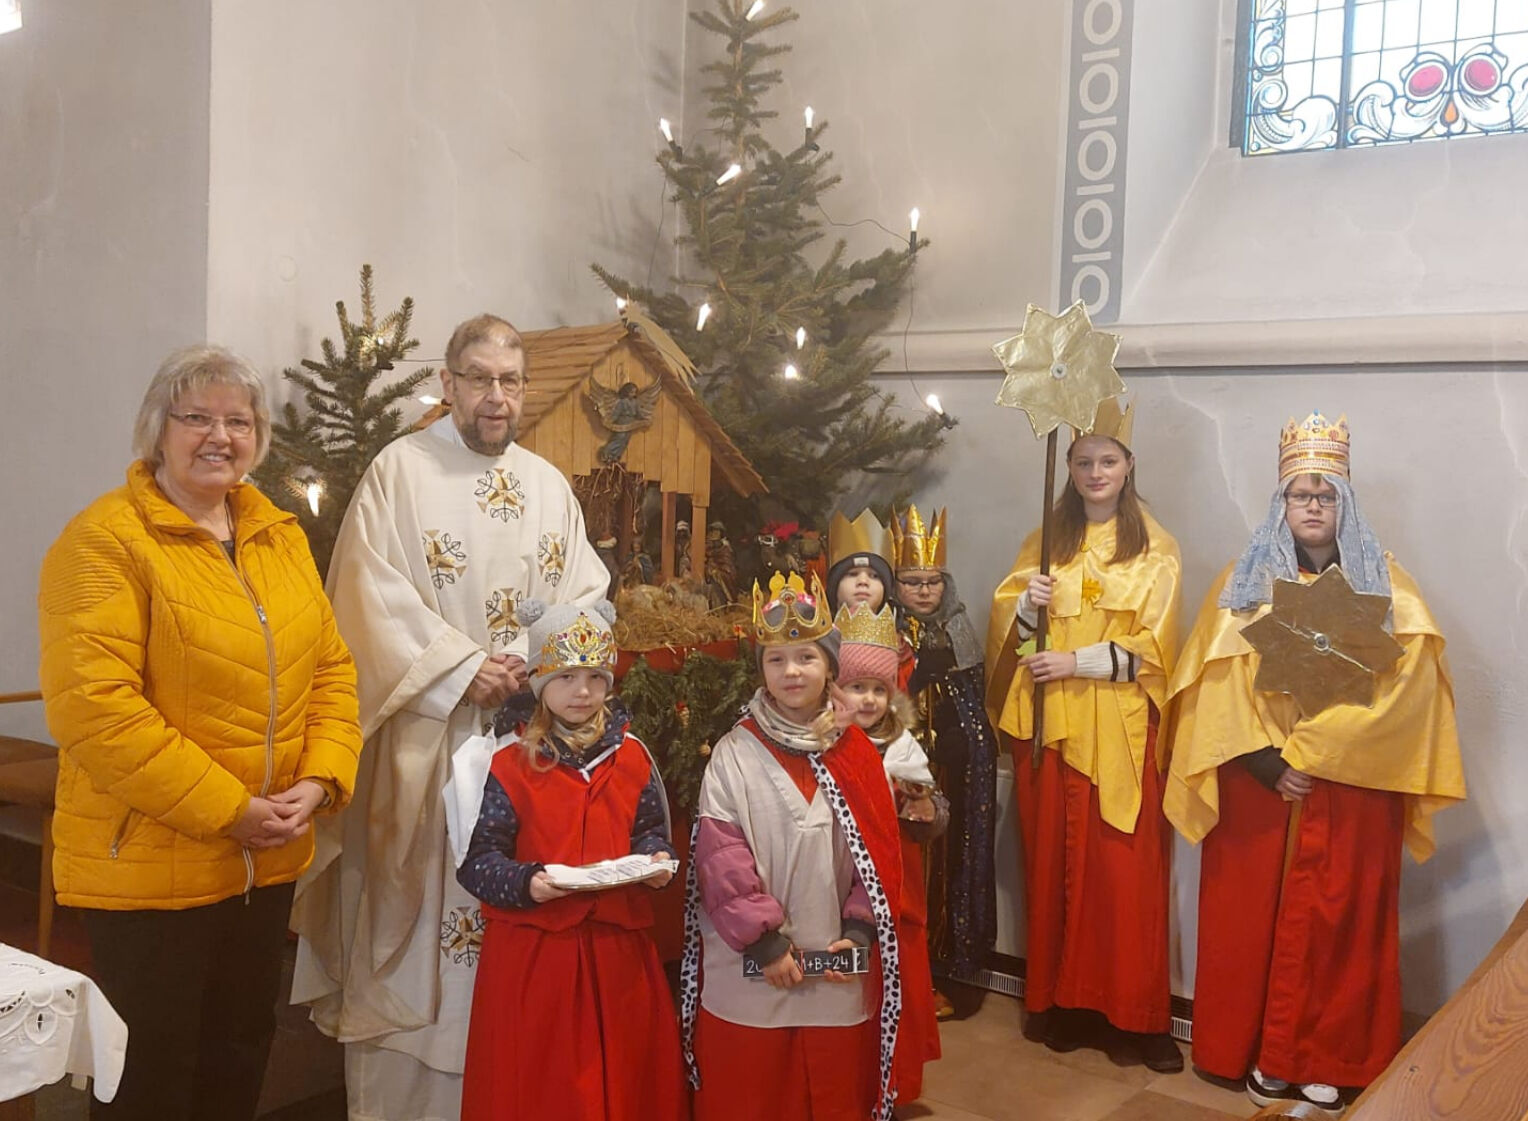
589, 379, 662, 463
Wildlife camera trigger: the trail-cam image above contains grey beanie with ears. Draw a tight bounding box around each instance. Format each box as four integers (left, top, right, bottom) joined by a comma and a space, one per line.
522, 598, 618, 697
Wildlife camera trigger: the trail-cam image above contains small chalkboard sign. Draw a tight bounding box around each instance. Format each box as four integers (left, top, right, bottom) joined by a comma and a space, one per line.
742, 945, 870, 979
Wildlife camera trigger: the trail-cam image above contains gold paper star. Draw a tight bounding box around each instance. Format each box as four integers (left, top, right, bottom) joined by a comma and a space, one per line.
992, 301, 1126, 438
1240, 567, 1405, 717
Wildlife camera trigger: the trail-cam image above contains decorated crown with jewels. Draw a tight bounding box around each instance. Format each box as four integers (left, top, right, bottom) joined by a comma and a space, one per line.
833, 602, 899, 651
533, 611, 617, 678
1279, 412, 1351, 484
889, 504, 947, 572
752, 571, 834, 646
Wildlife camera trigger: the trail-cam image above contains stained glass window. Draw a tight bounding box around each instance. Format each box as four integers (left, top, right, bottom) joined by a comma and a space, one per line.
1237, 0, 1528, 154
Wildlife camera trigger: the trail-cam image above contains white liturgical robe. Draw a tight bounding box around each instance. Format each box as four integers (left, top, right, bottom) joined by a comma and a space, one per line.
290, 418, 605, 1121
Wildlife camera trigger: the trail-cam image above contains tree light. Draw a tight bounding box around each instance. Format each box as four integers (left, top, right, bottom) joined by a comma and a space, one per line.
716, 163, 742, 186
418, 394, 441, 406
924, 393, 943, 414
795, 327, 807, 349
783, 363, 800, 380
305, 481, 323, 517
804, 106, 814, 130
659, 118, 673, 144
697, 302, 713, 331
908, 207, 921, 253
616, 296, 628, 312
745, 0, 765, 19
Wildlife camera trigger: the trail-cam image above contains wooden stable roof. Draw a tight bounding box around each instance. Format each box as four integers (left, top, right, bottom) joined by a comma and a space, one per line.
518, 320, 766, 498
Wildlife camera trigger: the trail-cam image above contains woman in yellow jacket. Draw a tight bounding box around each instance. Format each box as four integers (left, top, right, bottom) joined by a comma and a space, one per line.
38, 345, 361, 1121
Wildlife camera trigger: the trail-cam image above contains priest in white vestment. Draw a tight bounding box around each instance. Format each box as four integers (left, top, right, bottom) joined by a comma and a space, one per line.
291, 315, 607, 1121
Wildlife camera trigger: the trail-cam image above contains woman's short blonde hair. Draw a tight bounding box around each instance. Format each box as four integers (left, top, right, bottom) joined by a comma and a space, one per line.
132, 345, 272, 469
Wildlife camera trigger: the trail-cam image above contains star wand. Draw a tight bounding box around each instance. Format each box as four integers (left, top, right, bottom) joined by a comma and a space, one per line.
992, 301, 1126, 767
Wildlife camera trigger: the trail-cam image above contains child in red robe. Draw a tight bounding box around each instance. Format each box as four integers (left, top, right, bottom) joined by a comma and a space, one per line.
682, 572, 904, 1121
837, 602, 948, 1105
455, 600, 687, 1121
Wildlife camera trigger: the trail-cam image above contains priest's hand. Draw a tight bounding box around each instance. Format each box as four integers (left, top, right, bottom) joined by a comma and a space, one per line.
762, 946, 805, 989
529, 871, 571, 904
1027, 573, 1056, 608
465, 653, 520, 708
1020, 650, 1077, 682
1276, 766, 1315, 802
644, 851, 675, 889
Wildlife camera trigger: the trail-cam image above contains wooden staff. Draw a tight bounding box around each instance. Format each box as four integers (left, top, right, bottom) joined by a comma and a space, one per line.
1031, 428, 1058, 769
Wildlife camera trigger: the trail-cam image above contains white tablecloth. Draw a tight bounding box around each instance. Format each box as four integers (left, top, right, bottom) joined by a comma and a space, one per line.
0, 943, 126, 1103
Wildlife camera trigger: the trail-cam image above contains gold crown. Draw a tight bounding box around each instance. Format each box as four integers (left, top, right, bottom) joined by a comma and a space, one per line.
534, 612, 617, 677
890, 504, 947, 571
752, 571, 834, 646
827, 509, 890, 570
1069, 395, 1134, 447
833, 602, 899, 650
1279, 412, 1350, 483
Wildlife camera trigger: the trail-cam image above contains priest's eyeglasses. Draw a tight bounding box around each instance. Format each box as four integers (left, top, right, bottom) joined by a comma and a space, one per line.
452, 370, 528, 396
169, 412, 256, 437
1284, 490, 1338, 509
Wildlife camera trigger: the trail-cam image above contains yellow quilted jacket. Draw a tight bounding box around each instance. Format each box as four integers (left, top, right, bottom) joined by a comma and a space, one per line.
39, 461, 361, 910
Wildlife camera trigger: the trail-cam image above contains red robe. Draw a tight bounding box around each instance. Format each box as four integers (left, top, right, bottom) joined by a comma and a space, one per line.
1192, 763, 1404, 1087
462, 738, 688, 1121
891, 832, 940, 1102
1013, 715, 1172, 1033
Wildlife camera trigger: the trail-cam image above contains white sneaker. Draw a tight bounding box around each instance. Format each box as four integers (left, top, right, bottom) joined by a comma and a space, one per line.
1246, 1067, 1345, 1116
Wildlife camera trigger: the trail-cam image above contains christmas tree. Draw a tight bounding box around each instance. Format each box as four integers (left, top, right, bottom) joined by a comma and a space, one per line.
593, 0, 943, 529
251, 265, 433, 576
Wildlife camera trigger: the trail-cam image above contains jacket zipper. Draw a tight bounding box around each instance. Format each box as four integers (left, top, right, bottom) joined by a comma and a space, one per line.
109, 809, 140, 859
218, 536, 278, 899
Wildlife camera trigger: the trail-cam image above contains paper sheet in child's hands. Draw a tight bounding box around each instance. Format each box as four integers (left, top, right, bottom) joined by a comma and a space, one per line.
543, 854, 679, 891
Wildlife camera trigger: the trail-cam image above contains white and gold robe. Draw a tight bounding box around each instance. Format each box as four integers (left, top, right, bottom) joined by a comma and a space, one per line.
291, 418, 606, 1121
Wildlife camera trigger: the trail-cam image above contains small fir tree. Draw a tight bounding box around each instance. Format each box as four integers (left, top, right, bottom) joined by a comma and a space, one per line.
594, 0, 942, 529
252, 265, 433, 576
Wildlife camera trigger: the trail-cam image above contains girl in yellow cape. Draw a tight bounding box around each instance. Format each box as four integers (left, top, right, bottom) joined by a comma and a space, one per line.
985, 401, 1184, 1071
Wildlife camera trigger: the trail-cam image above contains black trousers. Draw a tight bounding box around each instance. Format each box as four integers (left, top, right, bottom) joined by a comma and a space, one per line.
82, 881, 295, 1121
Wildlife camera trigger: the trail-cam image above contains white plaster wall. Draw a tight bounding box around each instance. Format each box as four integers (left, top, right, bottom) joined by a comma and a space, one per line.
900, 365, 1528, 1017
207, 0, 689, 381
0, 1, 211, 741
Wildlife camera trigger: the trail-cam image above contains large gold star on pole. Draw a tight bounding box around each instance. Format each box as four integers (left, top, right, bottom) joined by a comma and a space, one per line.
1240, 567, 1405, 718
992, 301, 1126, 438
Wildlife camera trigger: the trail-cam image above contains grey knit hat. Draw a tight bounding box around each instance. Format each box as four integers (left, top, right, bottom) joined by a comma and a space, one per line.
521, 598, 618, 697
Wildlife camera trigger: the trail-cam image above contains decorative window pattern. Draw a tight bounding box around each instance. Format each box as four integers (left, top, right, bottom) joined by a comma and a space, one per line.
1238, 0, 1528, 154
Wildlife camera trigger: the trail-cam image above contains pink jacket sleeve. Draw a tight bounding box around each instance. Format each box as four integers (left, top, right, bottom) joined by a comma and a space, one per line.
694, 816, 785, 954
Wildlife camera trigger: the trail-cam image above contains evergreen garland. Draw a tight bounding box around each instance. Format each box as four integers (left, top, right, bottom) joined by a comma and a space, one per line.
622, 648, 756, 814
593, 0, 943, 529
251, 265, 433, 577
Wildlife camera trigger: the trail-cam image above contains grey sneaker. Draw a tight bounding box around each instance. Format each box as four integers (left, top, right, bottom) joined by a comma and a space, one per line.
1246, 1067, 1344, 1116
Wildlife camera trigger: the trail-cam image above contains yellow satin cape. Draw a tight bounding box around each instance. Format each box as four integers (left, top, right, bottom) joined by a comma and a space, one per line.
1163, 557, 1465, 863
984, 512, 1182, 833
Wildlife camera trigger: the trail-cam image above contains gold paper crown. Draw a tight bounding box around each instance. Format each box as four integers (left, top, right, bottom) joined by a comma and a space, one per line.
827, 509, 891, 570
534, 612, 617, 677
833, 602, 899, 650
1279, 412, 1350, 483
1068, 396, 1134, 447
890, 504, 947, 572
752, 571, 835, 645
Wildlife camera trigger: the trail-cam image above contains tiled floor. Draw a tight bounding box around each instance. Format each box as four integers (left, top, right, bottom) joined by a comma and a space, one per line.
904, 993, 1258, 1121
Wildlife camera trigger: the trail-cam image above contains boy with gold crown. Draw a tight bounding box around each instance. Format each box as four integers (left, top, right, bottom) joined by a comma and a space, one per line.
682, 572, 905, 1121
1166, 413, 1465, 1115
893, 505, 999, 1010
826, 508, 917, 690
985, 398, 1184, 1071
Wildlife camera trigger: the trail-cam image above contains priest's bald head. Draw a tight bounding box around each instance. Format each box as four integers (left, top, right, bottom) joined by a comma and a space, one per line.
439, 314, 528, 456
